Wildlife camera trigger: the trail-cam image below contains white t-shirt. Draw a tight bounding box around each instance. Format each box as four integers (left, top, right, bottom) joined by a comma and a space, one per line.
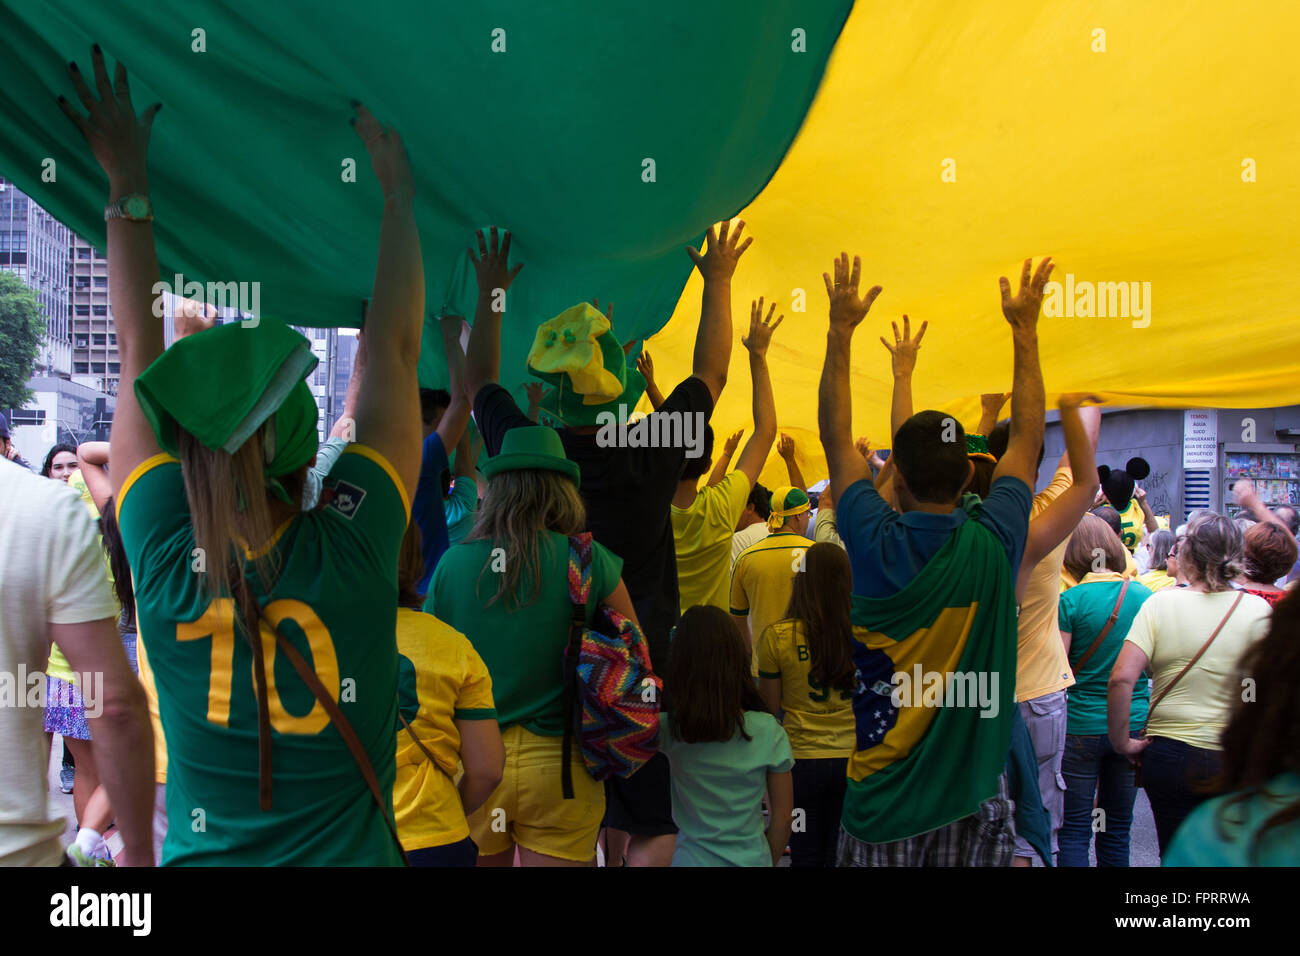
0, 459, 118, 865
730, 521, 770, 570
1124, 588, 1271, 750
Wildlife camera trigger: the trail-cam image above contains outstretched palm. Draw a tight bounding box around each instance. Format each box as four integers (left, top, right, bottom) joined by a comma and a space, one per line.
823, 252, 882, 333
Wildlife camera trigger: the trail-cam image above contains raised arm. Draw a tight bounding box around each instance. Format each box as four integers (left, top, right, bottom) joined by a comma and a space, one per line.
329, 329, 366, 441
706, 429, 742, 487
636, 350, 666, 411
1134, 485, 1160, 533
435, 315, 471, 452
777, 434, 806, 492
880, 315, 928, 442
453, 426, 480, 480
1233, 479, 1297, 543
976, 392, 1011, 437
59, 49, 164, 494
818, 253, 883, 495
347, 104, 423, 497
733, 299, 781, 487
684, 220, 752, 404
464, 228, 523, 401
990, 257, 1052, 489
75, 440, 113, 514
1016, 398, 1103, 598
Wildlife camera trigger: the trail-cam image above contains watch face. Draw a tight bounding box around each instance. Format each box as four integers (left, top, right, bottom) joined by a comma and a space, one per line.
124, 195, 149, 218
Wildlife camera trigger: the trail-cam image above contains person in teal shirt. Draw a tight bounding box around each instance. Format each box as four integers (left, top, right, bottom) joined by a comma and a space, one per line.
1056, 516, 1154, 866
659, 606, 794, 866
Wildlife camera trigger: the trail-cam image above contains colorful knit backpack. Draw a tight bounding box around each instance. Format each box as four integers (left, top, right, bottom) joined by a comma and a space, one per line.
560, 533, 662, 798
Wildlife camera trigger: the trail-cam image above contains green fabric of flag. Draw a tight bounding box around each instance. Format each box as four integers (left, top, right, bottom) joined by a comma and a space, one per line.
0, 1, 851, 405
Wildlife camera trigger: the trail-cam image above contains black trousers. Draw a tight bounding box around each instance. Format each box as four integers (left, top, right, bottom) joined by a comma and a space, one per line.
790, 756, 849, 867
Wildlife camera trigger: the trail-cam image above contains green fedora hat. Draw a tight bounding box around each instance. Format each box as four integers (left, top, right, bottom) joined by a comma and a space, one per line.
480, 425, 580, 487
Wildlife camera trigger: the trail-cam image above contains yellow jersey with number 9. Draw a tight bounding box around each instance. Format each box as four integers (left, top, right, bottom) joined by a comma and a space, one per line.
756, 618, 855, 758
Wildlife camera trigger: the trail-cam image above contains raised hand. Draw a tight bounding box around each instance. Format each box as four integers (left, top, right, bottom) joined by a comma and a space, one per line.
687, 219, 753, 282
636, 349, 655, 382
823, 253, 883, 334
879, 315, 928, 378
468, 227, 523, 293
742, 298, 783, 356
998, 256, 1054, 332
722, 429, 744, 457
981, 392, 1012, 416
524, 382, 546, 408
352, 103, 413, 202
58, 46, 160, 189
777, 433, 796, 461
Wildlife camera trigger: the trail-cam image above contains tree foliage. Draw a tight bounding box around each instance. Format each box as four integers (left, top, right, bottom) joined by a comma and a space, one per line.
0, 270, 45, 411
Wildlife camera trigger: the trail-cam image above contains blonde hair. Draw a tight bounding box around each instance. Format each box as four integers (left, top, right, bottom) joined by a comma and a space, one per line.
465, 468, 585, 610
1182, 512, 1244, 592
178, 425, 286, 600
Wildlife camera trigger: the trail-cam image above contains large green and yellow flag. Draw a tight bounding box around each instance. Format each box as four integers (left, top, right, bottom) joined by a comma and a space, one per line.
2, 2, 1297, 487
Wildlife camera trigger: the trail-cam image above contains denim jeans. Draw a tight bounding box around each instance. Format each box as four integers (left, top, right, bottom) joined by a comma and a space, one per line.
1141, 736, 1222, 856
1059, 733, 1137, 867
790, 756, 848, 867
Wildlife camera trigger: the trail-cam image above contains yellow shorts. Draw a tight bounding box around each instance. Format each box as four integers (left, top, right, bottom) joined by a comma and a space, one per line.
467, 724, 604, 862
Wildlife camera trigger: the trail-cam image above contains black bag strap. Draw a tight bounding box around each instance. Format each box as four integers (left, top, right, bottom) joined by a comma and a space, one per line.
1071, 578, 1130, 676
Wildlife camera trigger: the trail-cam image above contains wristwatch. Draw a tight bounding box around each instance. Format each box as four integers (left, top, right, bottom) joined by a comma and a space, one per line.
104, 193, 154, 223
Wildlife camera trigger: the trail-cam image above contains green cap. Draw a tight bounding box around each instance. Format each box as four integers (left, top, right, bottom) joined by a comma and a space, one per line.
481, 426, 580, 487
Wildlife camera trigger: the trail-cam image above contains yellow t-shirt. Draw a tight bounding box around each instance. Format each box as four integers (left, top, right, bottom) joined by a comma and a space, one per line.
756, 619, 854, 758
134, 631, 169, 784
1124, 589, 1271, 750
1017, 466, 1077, 702
393, 607, 496, 851
1139, 568, 1178, 593
730, 533, 815, 670
672, 471, 751, 614
1117, 498, 1146, 552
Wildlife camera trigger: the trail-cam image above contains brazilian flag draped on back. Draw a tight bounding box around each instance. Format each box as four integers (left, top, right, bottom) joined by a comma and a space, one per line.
843, 511, 1017, 845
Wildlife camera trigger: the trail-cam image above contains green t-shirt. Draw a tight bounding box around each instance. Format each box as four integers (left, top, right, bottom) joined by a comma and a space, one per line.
428, 531, 622, 736
659, 710, 794, 867
1164, 772, 1300, 867
117, 446, 408, 866
1057, 575, 1152, 736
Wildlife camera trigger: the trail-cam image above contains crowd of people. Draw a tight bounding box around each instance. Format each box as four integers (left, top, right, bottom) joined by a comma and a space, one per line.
1, 48, 1298, 868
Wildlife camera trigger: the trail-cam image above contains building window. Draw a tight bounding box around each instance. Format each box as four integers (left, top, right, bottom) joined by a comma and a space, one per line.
92, 333, 106, 345
91, 362, 105, 373
75, 305, 89, 315
92, 305, 107, 316
74, 362, 89, 374
77, 247, 91, 259
92, 276, 107, 288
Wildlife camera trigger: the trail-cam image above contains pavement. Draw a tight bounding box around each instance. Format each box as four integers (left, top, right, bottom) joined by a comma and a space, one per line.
49, 736, 1161, 867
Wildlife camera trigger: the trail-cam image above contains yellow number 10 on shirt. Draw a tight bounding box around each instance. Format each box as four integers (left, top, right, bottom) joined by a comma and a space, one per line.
174, 598, 340, 735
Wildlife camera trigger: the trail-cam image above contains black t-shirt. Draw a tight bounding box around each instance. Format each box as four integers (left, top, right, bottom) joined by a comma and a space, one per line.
473, 377, 714, 671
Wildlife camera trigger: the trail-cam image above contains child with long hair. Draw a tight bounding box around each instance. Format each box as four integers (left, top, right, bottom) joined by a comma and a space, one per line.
660, 606, 794, 866
757, 542, 855, 866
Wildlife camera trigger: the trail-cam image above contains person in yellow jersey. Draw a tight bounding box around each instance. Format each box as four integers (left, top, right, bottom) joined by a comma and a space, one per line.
1139, 529, 1180, 593
1097, 458, 1159, 552
670, 298, 781, 614
392, 522, 503, 866
756, 543, 856, 867
730, 486, 815, 666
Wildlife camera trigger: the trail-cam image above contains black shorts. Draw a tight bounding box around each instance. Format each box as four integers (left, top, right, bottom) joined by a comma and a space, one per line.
603, 752, 678, 836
